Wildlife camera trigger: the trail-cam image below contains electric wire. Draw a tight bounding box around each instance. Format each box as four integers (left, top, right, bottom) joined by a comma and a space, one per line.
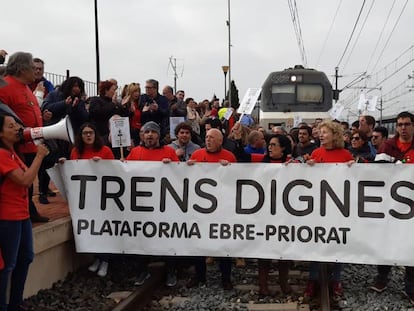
370, 0, 409, 73
315, 0, 342, 68
287, 0, 308, 67
342, 0, 376, 72
364, 0, 397, 73
336, 0, 366, 69
341, 44, 414, 110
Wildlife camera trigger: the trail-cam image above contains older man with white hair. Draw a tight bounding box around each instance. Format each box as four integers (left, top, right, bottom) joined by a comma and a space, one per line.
0, 51, 49, 222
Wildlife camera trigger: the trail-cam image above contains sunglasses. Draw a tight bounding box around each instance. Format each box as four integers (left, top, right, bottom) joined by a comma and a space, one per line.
351, 136, 361, 141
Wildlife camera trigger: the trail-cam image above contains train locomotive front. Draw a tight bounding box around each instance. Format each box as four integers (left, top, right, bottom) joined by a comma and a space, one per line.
259, 65, 333, 130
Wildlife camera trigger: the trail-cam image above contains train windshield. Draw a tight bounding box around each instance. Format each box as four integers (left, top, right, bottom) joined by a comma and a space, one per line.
297, 85, 323, 103
271, 84, 323, 104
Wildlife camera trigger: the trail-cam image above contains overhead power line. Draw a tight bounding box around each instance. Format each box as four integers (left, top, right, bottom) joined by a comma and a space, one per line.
316, 0, 342, 68
365, 0, 397, 73
341, 44, 414, 109
370, 0, 409, 73
342, 0, 376, 72
287, 0, 307, 67
382, 75, 413, 103
367, 44, 414, 91
336, 0, 367, 69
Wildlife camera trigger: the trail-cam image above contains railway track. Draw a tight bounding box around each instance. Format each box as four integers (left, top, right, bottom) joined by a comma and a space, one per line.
115, 259, 339, 311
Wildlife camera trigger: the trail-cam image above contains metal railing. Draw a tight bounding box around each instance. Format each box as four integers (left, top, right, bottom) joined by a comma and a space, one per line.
44, 71, 97, 96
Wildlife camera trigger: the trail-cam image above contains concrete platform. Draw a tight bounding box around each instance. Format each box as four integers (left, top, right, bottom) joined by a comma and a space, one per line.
24, 190, 90, 298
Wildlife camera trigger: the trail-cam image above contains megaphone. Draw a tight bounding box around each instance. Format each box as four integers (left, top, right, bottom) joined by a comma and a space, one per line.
22, 115, 75, 144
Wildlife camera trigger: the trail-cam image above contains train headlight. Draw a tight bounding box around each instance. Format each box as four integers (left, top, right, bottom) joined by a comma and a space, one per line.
290, 75, 303, 82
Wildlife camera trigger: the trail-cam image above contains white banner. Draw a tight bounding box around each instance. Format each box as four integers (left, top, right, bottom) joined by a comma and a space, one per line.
49, 161, 414, 266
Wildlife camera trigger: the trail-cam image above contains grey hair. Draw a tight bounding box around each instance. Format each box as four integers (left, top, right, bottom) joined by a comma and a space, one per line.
6, 52, 33, 76
146, 79, 159, 90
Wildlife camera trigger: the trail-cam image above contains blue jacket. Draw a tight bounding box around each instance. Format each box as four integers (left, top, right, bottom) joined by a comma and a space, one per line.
42, 89, 89, 133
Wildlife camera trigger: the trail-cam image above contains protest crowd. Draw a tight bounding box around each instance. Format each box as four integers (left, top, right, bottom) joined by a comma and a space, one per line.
0, 50, 413, 310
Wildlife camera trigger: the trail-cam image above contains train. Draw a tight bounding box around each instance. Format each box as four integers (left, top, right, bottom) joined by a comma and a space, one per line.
258, 65, 334, 130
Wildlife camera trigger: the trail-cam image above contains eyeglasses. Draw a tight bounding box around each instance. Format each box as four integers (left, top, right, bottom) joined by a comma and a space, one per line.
82, 131, 95, 136
397, 122, 412, 128
351, 136, 360, 141
268, 143, 280, 147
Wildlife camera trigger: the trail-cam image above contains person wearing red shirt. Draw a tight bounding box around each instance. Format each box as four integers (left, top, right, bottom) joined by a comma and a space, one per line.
66, 123, 115, 278
126, 121, 179, 287
0, 113, 49, 311
304, 121, 354, 301
371, 111, 414, 304
70, 123, 115, 161
190, 128, 236, 164
186, 128, 235, 290
0, 52, 48, 222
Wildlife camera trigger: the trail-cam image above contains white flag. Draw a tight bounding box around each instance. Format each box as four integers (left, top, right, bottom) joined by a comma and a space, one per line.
237, 88, 261, 115
358, 94, 377, 112
329, 103, 345, 120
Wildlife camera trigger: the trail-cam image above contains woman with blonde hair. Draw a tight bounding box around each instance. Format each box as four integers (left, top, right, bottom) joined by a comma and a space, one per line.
121, 83, 142, 146
304, 120, 354, 300
228, 124, 251, 147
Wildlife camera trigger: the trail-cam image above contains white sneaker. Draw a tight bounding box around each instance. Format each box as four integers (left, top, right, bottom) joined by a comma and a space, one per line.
88, 259, 100, 272
97, 261, 108, 277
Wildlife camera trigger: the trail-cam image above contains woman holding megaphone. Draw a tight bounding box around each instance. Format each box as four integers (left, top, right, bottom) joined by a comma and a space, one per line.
0, 113, 49, 311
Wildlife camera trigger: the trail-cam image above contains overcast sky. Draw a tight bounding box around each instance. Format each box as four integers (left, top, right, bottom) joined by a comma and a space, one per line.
2, 0, 413, 121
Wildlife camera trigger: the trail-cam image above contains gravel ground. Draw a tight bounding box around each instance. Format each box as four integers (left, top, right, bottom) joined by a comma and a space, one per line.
341, 264, 414, 311
25, 255, 141, 311
24, 257, 414, 311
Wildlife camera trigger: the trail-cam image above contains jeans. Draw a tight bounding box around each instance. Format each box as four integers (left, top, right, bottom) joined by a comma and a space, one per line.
0, 219, 34, 311
22, 153, 40, 218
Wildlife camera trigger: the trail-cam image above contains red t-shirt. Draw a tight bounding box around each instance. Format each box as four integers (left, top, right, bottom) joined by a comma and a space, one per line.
311, 147, 354, 163
0, 149, 29, 220
0, 76, 43, 153
190, 148, 236, 163
126, 145, 179, 161
70, 145, 115, 160
396, 140, 412, 155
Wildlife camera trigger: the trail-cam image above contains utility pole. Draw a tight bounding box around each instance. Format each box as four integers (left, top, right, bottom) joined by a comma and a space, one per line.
94, 0, 100, 86
169, 56, 178, 93
379, 95, 383, 125
227, 0, 231, 107
168, 56, 184, 93
333, 66, 341, 102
